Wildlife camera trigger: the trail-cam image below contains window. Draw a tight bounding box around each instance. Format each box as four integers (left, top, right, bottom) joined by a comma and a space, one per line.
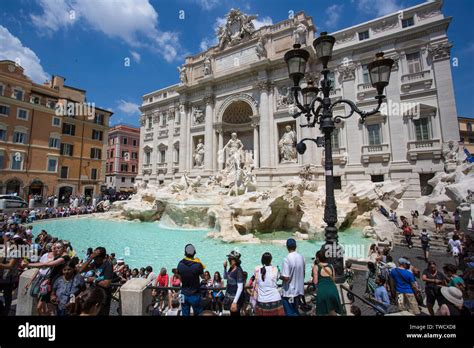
30, 96, 41, 104
131, 152, 137, 159
109, 163, 113, 172
371, 175, 384, 183
402, 17, 414, 28
469, 138, 474, 144
11, 152, 23, 170
121, 177, 125, 183
0, 84, 3, 96
358, 30, 369, 41
13, 130, 27, 144
92, 129, 103, 141
414, 118, 430, 141
161, 114, 167, 127
145, 151, 151, 165
47, 100, 57, 109
13, 88, 23, 101
132, 165, 136, 172
60, 166, 68, 178
132, 139, 137, 146
331, 129, 340, 149
49, 136, 60, 148
94, 113, 104, 125
122, 151, 128, 159
160, 150, 166, 163
406, 52, 422, 74
467, 123, 472, 132
110, 149, 114, 158
147, 116, 152, 129
131, 177, 135, 183
91, 168, 98, 180
163, 92, 167, 98
333, 176, 342, 190
60, 143, 74, 156
62, 123, 76, 136
362, 64, 370, 84
367, 124, 381, 145
123, 137, 128, 145
52, 117, 61, 127
17, 109, 28, 120
0, 150, 4, 169
148, 97, 153, 103
0, 105, 10, 116
47, 157, 58, 172
121, 164, 128, 172
90, 148, 102, 160
0, 125, 6, 141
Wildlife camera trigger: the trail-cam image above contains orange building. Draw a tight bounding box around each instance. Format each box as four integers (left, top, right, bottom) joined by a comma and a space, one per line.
458, 117, 474, 154
0, 60, 112, 202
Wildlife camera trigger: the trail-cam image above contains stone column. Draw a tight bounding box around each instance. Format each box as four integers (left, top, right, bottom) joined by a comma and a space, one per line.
385, 59, 407, 163
178, 102, 188, 172
203, 94, 215, 172
256, 80, 271, 168
252, 123, 259, 168
186, 105, 192, 171
217, 127, 224, 170
267, 84, 276, 167
429, 42, 459, 142
337, 63, 360, 166
166, 109, 174, 175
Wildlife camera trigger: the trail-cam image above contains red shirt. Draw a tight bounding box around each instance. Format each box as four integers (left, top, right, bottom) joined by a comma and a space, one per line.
155, 274, 169, 287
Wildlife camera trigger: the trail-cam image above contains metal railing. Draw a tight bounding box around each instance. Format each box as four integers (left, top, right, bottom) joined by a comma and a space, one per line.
340, 284, 387, 315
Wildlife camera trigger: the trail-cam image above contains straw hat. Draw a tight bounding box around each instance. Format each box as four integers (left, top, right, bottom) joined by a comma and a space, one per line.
440, 286, 463, 307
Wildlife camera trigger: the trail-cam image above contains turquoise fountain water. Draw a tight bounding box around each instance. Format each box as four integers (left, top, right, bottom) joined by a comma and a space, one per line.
33, 217, 372, 275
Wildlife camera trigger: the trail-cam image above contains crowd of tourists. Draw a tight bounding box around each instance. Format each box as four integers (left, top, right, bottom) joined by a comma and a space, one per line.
1, 220, 473, 316
364, 243, 473, 316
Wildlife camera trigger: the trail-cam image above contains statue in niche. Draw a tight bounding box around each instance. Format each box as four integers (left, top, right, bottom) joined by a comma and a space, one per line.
293, 22, 307, 45
203, 56, 212, 75
177, 65, 187, 84
193, 107, 205, 125
193, 138, 205, 168
223, 132, 244, 171
255, 36, 267, 59
279, 125, 297, 163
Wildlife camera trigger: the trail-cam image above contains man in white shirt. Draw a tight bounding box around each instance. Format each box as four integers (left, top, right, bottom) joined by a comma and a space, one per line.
280, 238, 305, 316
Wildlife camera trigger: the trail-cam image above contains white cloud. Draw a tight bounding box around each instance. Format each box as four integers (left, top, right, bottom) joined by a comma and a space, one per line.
324, 5, 342, 30
199, 37, 217, 51
253, 16, 273, 29
0, 25, 50, 83
131, 51, 141, 63
117, 100, 140, 115
352, 0, 404, 17
30, 0, 182, 62
194, 0, 219, 10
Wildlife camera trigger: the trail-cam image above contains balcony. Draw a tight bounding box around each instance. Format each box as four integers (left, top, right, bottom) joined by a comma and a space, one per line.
357, 83, 377, 100
142, 169, 152, 175
157, 163, 167, 168
361, 143, 390, 163
401, 70, 433, 93
158, 129, 169, 138
329, 88, 342, 100
322, 147, 347, 165
407, 138, 442, 161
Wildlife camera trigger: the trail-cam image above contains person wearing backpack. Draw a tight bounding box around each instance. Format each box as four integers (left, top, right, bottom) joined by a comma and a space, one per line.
420, 229, 431, 262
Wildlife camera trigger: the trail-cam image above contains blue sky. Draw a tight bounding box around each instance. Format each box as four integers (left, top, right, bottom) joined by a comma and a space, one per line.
0, 0, 473, 126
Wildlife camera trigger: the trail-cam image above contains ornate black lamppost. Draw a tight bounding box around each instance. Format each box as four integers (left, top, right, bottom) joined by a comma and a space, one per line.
284, 32, 394, 283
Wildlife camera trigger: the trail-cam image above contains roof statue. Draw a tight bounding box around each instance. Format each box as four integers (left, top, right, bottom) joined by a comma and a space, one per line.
217, 9, 257, 50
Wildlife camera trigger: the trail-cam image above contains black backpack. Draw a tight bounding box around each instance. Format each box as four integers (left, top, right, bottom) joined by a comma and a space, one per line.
420, 234, 429, 245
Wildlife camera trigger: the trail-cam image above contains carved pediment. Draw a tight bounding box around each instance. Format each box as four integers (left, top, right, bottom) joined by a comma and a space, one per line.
217, 9, 257, 50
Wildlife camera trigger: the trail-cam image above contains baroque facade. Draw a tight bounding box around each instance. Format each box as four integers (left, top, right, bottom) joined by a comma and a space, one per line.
138, 0, 459, 208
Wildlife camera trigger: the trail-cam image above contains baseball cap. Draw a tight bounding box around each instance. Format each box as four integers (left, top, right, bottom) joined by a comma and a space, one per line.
398, 257, 411, 266
286, 238, 297, 248
185, 244, 196, 256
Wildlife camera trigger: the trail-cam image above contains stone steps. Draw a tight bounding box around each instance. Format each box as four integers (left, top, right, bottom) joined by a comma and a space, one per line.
393, 233, 447, 252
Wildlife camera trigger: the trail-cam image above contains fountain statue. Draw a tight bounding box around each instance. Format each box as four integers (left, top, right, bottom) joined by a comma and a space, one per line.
223, 132, 244, 171
193, 138, 205, 168
278, 125, 297, 163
